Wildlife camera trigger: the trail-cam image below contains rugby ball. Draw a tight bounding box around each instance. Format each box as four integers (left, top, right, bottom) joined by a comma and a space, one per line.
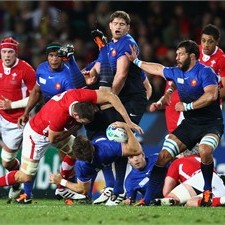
106, 124, 128, 143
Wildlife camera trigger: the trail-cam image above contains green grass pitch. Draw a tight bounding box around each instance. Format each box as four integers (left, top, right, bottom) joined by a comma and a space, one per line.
0, 199, 225, 225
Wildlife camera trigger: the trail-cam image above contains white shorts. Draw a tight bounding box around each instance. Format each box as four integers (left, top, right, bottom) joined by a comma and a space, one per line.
0, 115, 23, 150
22, 122, 51, 161
184, 172, 225, 197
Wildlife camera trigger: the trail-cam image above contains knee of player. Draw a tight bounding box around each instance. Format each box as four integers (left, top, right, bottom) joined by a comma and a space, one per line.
157, 150, 173, 165
161, 136, 180, 158
1, 149, 18, 169
198, 148, 214, 164
20, 157, 39, 179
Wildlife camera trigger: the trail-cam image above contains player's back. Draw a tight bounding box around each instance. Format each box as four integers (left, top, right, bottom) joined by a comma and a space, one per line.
167, 155, 201, 183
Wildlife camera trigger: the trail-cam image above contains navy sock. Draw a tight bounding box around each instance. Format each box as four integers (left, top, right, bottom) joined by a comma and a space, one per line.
144, 165, 167, 205
24, 175, 36, 198
201, 161, 214, 191
113, 157, 127, 194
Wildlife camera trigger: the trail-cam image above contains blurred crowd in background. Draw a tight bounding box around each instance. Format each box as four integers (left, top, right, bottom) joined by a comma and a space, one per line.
1, 1, 225, 106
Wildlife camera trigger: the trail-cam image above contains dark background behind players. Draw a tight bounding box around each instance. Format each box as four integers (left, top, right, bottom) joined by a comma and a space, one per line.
1, 1, 225, 105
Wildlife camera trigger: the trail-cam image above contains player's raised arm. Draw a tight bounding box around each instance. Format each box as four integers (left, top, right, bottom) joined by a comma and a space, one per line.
125, 45, 165, 77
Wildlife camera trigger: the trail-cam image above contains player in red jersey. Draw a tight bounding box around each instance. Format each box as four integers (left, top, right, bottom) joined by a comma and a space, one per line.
0, 37, 36, 200
151, 155, 225, 206
149, 24, 225, 133
199, 24, 225, 100
0, 89, 143, 190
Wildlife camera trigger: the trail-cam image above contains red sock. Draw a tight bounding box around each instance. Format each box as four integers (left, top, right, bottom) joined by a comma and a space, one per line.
212, 197, 221, 207
0, 171, 17, 186
58, 155, 76, 189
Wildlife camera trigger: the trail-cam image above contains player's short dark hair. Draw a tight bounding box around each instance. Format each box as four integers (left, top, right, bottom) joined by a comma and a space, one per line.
72, 135, 94, 162
110, 10, 131, 25
74, 102, 99, 122
177, 40, 200, 60
201, 24, 220, 41
46, 42, 62, 54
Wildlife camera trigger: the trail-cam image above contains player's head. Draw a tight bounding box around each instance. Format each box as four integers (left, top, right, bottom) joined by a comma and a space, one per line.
128, 152, 146, 170
110, 10, 131, 25
72, 135, 95, 162
0, 37, 19, 54
46, 42, 63, 71
202, 24, 220, 42
46, 42, 62, 55
176, 40, 199, 71
72, 102, 99, 124
201, 24, 220, 55
0, 37, 19, 67
109, 11, 130, 40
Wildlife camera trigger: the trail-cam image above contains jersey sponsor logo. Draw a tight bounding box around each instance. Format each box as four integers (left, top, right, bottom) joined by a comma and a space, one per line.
177, 78, 184, 84
39, 77, 46, 84
55, 83, 61, 90
191, 79, 197, 86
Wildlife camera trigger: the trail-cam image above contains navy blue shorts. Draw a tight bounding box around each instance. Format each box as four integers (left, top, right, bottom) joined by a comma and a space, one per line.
172, 118, 224, 149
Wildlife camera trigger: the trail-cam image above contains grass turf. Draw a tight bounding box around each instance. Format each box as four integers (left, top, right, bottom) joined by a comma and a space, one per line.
0, 199, 225, 225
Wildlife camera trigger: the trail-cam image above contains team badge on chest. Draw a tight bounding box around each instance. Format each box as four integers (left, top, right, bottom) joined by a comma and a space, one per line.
55, 83, 61, 90
191, 79, 197, 87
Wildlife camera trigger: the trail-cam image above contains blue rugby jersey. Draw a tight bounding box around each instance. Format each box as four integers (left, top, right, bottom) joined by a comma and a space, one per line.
75, 137, 122, 183
163, 62, 222, 122
125, 154, 158, 201
36, 61, 75, 102
97, 33, 146, 101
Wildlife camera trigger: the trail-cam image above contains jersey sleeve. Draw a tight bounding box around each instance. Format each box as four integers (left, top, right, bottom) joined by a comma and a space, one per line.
22, 62, 36, 92
201, 67, 218, 88
217, 55, 225, 78
77, 89, 98, 104
124, 173, 137, 200
75, 161, 96, 183
117, 37, 138, 59
65, 57, 86, 88
163, 67, 176, 81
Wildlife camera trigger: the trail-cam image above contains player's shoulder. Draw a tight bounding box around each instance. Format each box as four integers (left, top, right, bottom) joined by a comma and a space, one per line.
215, 48, 225, 61
198, 61, 215, 72
119, 34, 137, 49
18, 59, 35, 71
36, 61, 50, 73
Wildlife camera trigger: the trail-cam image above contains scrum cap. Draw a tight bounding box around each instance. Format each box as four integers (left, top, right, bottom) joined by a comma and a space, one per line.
46, 42, 62, 54
0, 37, 19, 54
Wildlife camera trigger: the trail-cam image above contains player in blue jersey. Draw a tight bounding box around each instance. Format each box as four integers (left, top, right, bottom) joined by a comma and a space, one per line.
83, 11, 148, 205
126, 39, 224, 207
123, 152, 164, 205
49, 121, 143, 205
